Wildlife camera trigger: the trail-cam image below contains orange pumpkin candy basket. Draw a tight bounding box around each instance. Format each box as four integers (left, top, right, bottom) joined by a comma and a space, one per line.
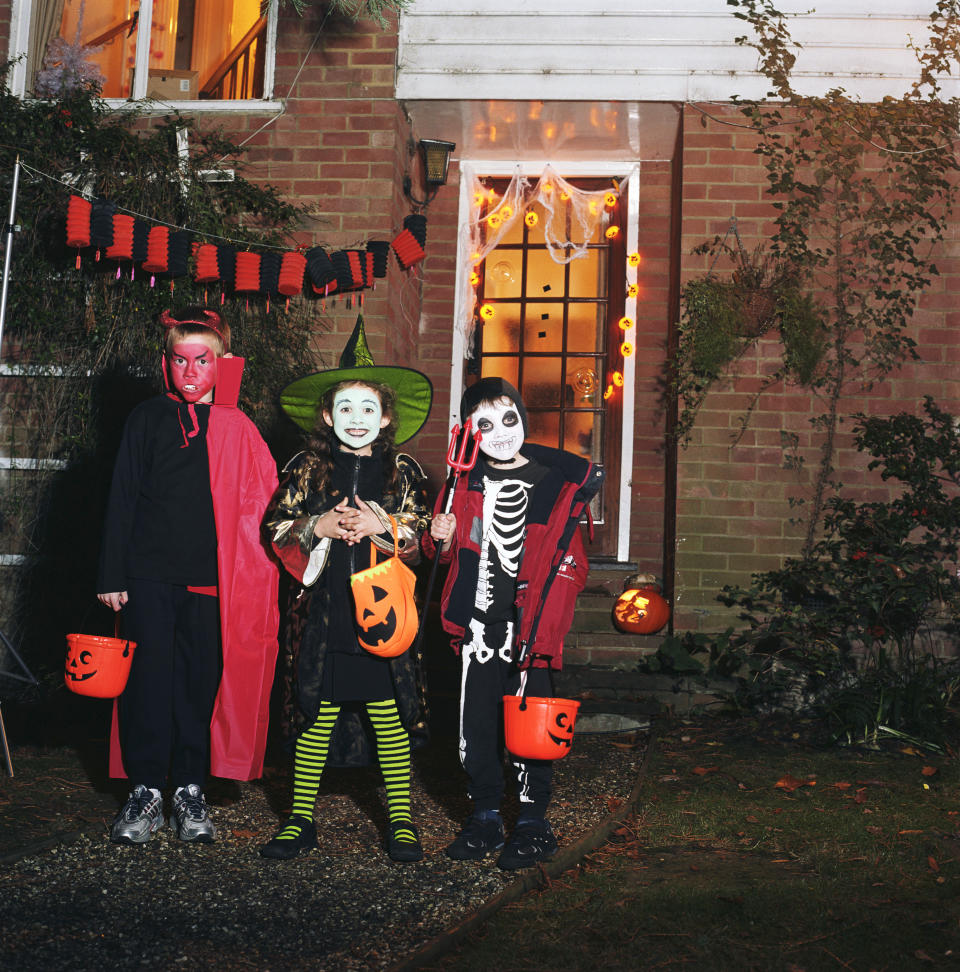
64, 633, 136, 698
503, 692, 580, 761
350, 516, 419, 658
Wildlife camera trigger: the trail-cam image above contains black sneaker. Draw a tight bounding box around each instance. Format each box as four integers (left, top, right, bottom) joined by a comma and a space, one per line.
388, 821, 424, 863
444, 813, 505, 861
497, 818, 558, 870
259, 815, 318, 860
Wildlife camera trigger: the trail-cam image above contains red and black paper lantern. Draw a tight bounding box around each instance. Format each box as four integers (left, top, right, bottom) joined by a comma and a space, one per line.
366, 240, 390, 279
142, 226, 171, 274
405, 213, 427, 248
234, 251, 262, 293
306, 246, 338, 295
259, 252, 281, 295
330, 250, 365, 293
167, 230, 190, 278
278, 251, 307, 296
105, 214, 135, 262
90, 199, 116, 250
391, 213, 427, 269
193, 242, 221, 283
132, 220, 150, 264
217, 246, 237, 287
66, 195, 92, 255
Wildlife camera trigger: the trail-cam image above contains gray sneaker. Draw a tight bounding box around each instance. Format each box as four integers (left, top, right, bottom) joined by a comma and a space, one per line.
169, 784, 216, 843
111, 784, 164, 844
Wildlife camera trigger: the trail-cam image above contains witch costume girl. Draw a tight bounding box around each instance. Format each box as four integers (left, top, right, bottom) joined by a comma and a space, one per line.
259, 315, 432, 862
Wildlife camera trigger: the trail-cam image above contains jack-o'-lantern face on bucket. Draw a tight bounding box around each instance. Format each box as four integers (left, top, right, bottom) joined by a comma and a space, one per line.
65, 645, 97, 683
503, 695, 581, 760
355, 582, 398, 649
547, 709, 577, 752
64, 634, 137, 698
350, 556, 419, 659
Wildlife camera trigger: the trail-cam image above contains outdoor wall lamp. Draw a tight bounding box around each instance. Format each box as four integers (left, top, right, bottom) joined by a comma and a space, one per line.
403, 139, 456, 209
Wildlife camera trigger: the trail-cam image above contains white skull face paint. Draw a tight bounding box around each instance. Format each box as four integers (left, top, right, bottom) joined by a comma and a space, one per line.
324, 384, 388, 452
472, 397, 525, 462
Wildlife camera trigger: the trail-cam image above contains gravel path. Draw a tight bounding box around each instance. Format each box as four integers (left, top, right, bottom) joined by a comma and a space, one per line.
0, 721, 649, 971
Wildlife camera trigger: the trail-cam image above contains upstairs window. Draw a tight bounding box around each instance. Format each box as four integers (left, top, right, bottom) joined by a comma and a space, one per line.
17, 0, 276, 103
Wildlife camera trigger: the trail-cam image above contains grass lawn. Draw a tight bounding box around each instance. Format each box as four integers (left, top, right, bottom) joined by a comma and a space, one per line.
425, 716, 959, 971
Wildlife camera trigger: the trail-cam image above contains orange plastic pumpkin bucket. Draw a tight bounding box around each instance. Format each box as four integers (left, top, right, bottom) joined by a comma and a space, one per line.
64, 633, 136, 698
503, 694, 580, 761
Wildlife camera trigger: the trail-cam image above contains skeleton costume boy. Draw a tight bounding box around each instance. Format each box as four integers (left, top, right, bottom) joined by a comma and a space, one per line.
426, 378, 603, 870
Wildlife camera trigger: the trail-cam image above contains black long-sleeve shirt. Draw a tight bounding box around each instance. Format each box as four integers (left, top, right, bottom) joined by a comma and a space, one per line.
97, 395, 218, 593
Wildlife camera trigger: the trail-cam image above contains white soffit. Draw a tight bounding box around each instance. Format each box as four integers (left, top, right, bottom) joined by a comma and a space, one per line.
401, 100, 681, 163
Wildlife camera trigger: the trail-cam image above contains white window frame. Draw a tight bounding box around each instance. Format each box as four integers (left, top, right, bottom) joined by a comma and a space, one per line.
7, 0, 281, 111
454, 160, 639, 563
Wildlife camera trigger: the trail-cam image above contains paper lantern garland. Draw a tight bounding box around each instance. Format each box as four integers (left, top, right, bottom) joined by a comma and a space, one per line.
63, 194, 426, 306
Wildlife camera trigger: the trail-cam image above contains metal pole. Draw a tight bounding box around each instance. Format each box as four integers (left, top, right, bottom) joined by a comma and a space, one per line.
0, 155, 21, 361
0, 157, 24, 777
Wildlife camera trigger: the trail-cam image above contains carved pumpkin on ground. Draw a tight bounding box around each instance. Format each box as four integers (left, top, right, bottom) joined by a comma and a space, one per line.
503, 695, 581, 760
64, 633, 136, 698
613, 573, 670, 635
350, 518, 419, 658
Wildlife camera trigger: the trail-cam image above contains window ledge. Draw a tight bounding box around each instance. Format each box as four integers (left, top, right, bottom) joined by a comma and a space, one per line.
102, 98, 283, 114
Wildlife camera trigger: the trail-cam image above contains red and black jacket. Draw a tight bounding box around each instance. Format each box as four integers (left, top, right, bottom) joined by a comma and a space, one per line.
424, 443, 604, 670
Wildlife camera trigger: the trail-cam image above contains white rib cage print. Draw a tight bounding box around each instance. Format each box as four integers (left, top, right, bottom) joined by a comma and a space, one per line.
475, 478, 531, 613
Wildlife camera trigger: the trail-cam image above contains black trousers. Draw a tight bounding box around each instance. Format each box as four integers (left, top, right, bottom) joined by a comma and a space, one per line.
458, 618, 553, 818
119, 578, 222, 790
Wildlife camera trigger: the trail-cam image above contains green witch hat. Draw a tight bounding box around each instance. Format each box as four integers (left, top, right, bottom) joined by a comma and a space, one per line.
279, 314, 433, 444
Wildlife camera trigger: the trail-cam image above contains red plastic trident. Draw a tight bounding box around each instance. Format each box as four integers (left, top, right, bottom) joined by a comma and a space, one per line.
441, 418, 482, 515
412, 420, 482, 656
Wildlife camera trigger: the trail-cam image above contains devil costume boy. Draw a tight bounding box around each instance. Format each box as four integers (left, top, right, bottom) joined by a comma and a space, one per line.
425, 377, 603, 870
97, 307, 280, 845
259, 315, 432, 862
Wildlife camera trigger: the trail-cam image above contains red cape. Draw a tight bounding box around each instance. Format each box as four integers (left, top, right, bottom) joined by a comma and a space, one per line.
110, 358, 280, 781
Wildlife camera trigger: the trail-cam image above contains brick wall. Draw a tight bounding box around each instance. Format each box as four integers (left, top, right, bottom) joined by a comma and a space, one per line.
674, 103, 960, 632
176, 10, 458, 488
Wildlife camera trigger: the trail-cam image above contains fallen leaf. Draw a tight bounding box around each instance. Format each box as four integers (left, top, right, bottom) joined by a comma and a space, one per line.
692, 766, 716, 776
854, 787, 867, 804
745, 815, 759, 823
898, 829, 924, 836
866, 825, 883, 835
915, 950, 934, 962
921, 765, 939, 777
928, 856, 940, 873
830, 782, 852, 790
231, 829, 257, 839
775, 774, 816, 792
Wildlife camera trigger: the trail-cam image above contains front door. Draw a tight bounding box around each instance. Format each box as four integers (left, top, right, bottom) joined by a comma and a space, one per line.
466, 177, 625, 558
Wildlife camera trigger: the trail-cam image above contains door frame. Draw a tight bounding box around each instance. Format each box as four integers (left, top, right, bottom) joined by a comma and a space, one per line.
452, 160, 640, 563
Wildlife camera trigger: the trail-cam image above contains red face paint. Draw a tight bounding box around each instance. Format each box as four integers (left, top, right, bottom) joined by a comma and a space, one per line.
166, 340, 219, 403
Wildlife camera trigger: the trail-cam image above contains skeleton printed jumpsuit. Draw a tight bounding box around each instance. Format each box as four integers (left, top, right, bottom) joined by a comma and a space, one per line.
457, 459, 556, 815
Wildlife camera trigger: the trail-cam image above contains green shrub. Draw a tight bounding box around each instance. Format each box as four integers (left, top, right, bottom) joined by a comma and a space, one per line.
649, 398, 960, 750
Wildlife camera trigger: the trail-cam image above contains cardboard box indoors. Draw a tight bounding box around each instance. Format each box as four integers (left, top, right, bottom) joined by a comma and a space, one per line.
145, 69, 199, 100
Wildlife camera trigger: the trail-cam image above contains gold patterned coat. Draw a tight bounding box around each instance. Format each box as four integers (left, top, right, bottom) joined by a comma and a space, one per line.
263, 447, 430, 765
